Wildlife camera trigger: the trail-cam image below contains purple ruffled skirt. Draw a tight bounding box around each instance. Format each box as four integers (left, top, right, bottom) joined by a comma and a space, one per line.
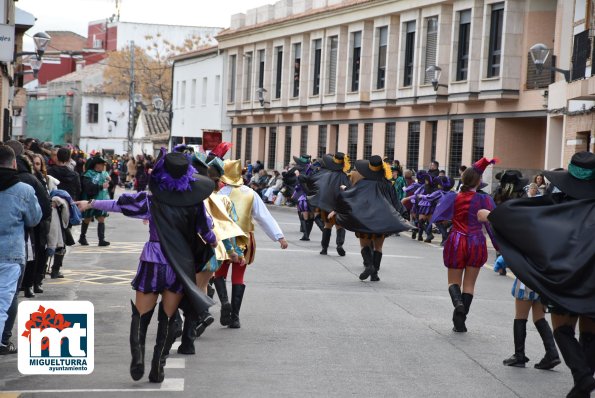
297, 194, 311, 213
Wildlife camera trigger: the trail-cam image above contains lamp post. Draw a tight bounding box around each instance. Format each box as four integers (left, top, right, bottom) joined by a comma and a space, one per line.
256, 87, 269, 107
425, 65, 448, 91
529, 43, 570, 83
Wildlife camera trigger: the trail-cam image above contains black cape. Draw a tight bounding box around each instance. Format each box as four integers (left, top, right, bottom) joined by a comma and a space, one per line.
335, 179, 410, 234
308, 169, 350, 212
489, 195, 595, 316
150, 198, 216, 314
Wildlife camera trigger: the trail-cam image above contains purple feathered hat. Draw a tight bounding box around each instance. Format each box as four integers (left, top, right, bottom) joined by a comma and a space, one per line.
416, 170, 429, 182
434, 175, 453, 191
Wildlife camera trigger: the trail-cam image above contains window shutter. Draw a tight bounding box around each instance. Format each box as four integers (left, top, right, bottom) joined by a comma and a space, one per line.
328, 37, 338, 94
424, 21, 438, 84
571, 30, 590, 81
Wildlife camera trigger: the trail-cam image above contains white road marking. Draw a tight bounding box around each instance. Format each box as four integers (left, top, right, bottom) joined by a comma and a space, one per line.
1, 378, 185, 393
165, 358, 185, 369
257, 247, 421, 259
171, 341, 181, 350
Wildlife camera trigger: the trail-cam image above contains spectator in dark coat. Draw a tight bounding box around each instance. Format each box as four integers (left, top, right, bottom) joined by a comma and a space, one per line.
48, 148, 82, 201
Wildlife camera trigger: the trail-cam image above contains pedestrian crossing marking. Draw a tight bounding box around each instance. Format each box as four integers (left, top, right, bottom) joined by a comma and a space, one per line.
44, 269, 137, 286
68, 241, 145, 255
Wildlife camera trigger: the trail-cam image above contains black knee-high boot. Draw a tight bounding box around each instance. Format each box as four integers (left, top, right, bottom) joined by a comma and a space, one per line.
130, 300, 154, 381
229, 284, 246, 329
462, 293, 473, 327
448, 284, 466, 332
503, 319, 530, 367
371, 251, 382, 282
534, 318, 561, 370
335, 228, 346, 256
411, 219, 418, 240
79, 222, 89, 246
213, 277, 231, 326
417, 220, 425, 241
148, 303, 179, 383
50, 253, 65, 279
320, 228, 331, 255
313, 214, 325, 231
98, 223, 110, 246
177, 300, 198, 355
554, 325, 595, 397
300, 219, 313, 241
424, 222, 434, 243
359, 247, 375, 281
579, 332, 595, 375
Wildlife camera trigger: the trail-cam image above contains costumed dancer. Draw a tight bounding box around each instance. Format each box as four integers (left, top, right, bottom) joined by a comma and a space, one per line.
77, 149, 217, 383
332, 155, 410, 282
402, 171, 424, 240
483, 152, 595, 398
292, 155, 315, 241
79, 156, 111, 247
214, 160, 288, 329
424, 176, 455, 246
432, 158, 498, 333
309, 153, 351, 256
415, 173, 435, 243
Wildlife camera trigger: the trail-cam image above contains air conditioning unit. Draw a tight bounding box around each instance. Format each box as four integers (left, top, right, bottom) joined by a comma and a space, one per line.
93, 39, 103, 49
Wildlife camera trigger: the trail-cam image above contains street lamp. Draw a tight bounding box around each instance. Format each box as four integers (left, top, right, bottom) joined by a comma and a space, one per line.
106, 111, 118, 126
32, 32, 51, 59
153, 96, 164, 112
529, 43, 570, 83
256, 87, 269, 107
29, 58, 42, 78
426, 65, 448, 91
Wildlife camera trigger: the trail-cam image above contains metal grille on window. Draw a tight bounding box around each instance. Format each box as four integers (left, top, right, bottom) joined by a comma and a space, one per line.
424, 17, 438, 84
300, 126, 308, 155
268, 127, 277, 169
407, 122, 420, 171
245, 128, 253, 161
571, 30, 590, 81
385, 122, 395, 161
364, 124, 373, 159
351, 31, 362, 92
404, 21, 416, 87
284, 127, 292, 166
313, 39, 322, 95
275, 46, 283, 99
229, 55, 236, 103
327, 36, 338, 94
244, 53, 253, 101
449, 120, 464, 177
430, 121, 437, 163
258, 49, 265, 89
293, 43, 301, 97
348, 124, 358, 161
377, 27, 388, 90
235, 129, 242, 160
456, 10, 471, 81
318, 125, 327, 159
487, 3, 504, 78
472, 119, 485, 163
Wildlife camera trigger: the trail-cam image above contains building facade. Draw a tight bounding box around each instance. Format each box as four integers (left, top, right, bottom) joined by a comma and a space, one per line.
170, 46, 232, 152
217, 0, 558, 184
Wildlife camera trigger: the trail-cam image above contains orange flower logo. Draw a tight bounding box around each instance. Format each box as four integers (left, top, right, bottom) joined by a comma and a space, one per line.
22, 305, 72, 350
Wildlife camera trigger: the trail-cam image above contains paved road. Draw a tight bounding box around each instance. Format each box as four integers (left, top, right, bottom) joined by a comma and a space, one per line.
0, 200, 571, 397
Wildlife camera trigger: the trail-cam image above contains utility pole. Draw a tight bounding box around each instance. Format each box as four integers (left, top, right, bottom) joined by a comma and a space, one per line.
127, 40, 135, 154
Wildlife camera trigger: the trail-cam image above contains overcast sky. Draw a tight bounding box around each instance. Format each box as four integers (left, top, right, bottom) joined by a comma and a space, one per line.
17, 0, 273, 50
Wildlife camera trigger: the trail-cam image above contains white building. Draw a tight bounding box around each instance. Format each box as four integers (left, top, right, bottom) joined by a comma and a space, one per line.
170, 46, 231, 153
133, 110, 170, 157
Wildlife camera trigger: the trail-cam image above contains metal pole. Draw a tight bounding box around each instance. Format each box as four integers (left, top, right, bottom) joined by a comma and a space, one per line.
128, 40, 135, 154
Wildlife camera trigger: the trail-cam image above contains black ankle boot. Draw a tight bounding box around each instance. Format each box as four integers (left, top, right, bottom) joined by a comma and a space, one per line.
229, 284, 246, 329
194, 311, 215, 338
417, 221, 424, 241
371, 251, 382, 282
177, 311, 198, 355
51, 254, 65, 279
554, 325, 595, 398
24, 286, 35, 298
33, 284, 44, 294
534, 318, 561, 370
503, 319, 530, 367
335, 228, 346, 256
424, 223, 434, 243
130, 300, 154, 381
97, 223, 110, 246
579, 332, 595, 374
213, 277, 231, 326
148, 304, 178, 383
79, 222, 89, 246
448, 284, 466, 332
411, 227, 418, 240
358, 247, 375, 281
320, 228, 331, 255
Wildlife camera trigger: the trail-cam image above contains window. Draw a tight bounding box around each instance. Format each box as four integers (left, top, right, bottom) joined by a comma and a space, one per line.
235, 128, 242, 160
292, 43, 301, 98
191, 79, 197, 106
318, 125, 327, 159
487, 3, 504, 78
429, 121, 438, 164
351, 31, 362, 92
456, 10, 471, 81
407, 122, 420, 171
87, 103, 99, 124
229, 55, 237, 103
181, 80, 186, 108
404, 21, 416, 87
244, 52, 253, 101
327, 36, 338, 94
348, 124, 358, 161
332, 124, 340, 154
275, 46, 283, 99
202, 77, 207, 106
258, 49, 265, 89
363, 124, 373, 159
376, 26, 388, 89
313, 39, 322, 95
268, 127, 277, 169
300, 126, 308, 155
472, 119, 485, 163
571, 30, 590, 81
449, 120, 464, 177
284, 127, 292, 165
214, 75, 221, 104
245, 128, 253, 161
385, 122, 395, 160
424, 17, 438, 84
175, 81, 179, 108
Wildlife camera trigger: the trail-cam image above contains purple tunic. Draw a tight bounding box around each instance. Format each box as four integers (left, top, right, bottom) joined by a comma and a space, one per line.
93, 192, 216, 294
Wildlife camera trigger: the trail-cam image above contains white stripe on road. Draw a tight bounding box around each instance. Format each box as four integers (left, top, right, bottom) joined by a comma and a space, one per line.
165, 358, 185, 369
1, 378, 185, 393
257, 247, 422, 259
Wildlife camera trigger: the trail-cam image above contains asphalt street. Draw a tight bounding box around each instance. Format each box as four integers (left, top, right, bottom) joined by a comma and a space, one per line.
0, 199, 573, 398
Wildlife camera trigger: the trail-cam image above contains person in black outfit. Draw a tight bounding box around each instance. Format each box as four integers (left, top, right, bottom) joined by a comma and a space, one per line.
48, 148, 81, 200
428, 160, 440, 178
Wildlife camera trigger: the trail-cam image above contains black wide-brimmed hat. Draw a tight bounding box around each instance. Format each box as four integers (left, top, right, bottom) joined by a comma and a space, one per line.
544, 151, 595, 200
86, 155, 107, 171
498, 170, 528, 192
149, 151, 215, 206
293, 155, 311, 166
322, 152, 348, 172
355, 155, 387, 180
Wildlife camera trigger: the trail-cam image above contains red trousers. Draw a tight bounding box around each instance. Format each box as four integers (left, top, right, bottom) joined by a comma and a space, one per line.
214, 261, 246, 285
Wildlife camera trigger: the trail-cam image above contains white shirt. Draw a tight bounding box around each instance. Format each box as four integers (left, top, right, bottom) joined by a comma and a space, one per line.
219, 185, 285, 241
